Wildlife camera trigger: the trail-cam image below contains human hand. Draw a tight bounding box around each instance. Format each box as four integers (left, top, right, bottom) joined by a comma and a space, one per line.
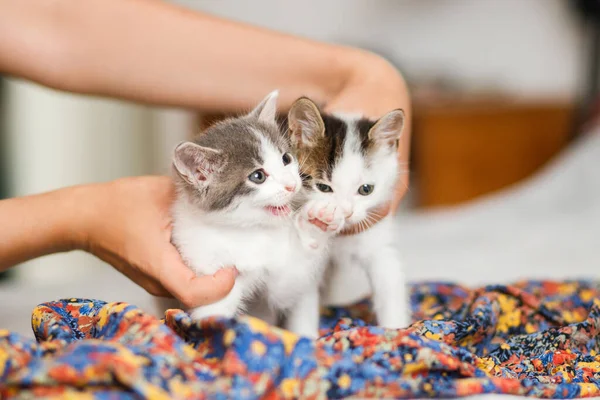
72, 176, 237, 308
324, 51, 411, 235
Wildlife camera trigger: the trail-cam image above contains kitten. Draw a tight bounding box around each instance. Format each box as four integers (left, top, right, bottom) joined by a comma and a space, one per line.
155, 92, 342, 338
287, 97, 410, 329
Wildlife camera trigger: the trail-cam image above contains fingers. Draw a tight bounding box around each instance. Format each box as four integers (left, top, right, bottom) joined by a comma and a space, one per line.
158, 246, 237, 308
141, 279, 172, 298
120, 263, 172, 298
91, 244, 174, 298
182, 268, 238, 308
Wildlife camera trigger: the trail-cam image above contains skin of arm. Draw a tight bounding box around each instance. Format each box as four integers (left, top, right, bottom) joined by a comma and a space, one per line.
0, 0, 410, 303
0, 178, 238, 307
0, 0, 350, 112
0, 0, 410, 190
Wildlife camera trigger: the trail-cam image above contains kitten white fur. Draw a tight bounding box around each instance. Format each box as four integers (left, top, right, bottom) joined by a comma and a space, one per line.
171, 196, 332, 337
156, 92, 341, 338
331, 113, 408, 328
297, 109, 410, 329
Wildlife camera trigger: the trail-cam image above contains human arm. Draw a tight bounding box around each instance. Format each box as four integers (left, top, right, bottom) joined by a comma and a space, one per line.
1, 0, 353, 113
0, 176, 237, 308
0, 0, 410, 215
0, 0, 410, 288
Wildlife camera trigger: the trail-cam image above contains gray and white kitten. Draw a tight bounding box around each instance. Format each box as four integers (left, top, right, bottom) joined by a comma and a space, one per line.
154, 92, 343, 337
287, 97, 410, 329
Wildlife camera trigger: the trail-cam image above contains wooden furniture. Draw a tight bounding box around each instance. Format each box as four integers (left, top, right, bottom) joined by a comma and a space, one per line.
412, 98, 575, 208
194, 97, 574, 210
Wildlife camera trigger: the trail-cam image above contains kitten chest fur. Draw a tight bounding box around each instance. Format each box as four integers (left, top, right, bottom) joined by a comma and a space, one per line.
173, 202, 293, 272
172, 197, 328, 311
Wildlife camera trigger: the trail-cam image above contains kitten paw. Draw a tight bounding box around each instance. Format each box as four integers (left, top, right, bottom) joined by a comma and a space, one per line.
294, 213, 321, 249
304, 200, 345, 234
295, 200, 346, 251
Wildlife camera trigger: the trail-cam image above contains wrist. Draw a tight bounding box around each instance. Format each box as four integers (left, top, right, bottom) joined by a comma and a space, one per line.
273, 43, 356, 113
51, 185, 87, 252
0, 184, 95, 271
318, 45, 358, 104
59, 183, 105, 253
322, 48, 410, 121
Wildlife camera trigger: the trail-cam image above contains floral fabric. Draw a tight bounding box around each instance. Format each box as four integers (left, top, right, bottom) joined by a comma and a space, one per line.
0, 280, 599, 399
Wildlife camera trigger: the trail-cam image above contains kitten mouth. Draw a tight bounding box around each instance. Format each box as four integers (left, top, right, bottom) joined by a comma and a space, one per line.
264, 205, 291, 216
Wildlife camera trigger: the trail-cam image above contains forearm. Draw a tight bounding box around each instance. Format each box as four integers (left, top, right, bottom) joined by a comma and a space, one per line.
0, 187, 82, 271
0, 0, 355, 112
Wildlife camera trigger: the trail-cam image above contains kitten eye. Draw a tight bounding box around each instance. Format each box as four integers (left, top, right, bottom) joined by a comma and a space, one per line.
282, 153, 293, 166
316, 183, 333, 193
358, 184, 374, 196
248, 169, 267, 184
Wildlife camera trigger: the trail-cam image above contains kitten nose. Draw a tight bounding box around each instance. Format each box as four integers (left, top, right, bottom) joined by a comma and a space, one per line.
341, 202, 353, 218
284, 183, 297, 192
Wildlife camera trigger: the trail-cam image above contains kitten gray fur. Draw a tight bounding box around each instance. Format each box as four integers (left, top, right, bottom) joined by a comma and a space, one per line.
174, 116, 294, 212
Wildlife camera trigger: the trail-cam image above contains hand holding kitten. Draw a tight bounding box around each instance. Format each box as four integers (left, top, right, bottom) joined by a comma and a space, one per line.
76, 176, 237, 308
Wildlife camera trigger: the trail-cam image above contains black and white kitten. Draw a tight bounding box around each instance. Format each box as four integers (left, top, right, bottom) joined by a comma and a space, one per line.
287, 97, 409, 329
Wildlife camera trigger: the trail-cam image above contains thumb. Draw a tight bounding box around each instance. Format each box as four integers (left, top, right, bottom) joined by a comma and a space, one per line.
184, 267, 238, 308
159, 246, 237, 308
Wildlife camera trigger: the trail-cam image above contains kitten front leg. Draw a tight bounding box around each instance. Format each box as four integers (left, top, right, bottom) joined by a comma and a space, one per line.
188, 279, 245, 320
294, 200, 345, 250
246, 295, 278, 326
283, 285, 320, 339
367, 246, 410, 329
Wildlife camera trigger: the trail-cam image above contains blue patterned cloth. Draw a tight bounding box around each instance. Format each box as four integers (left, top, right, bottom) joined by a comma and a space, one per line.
0, 280, 599, 398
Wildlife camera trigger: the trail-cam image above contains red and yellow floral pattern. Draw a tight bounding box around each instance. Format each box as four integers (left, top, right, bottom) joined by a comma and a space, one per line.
0, 280, 599, 398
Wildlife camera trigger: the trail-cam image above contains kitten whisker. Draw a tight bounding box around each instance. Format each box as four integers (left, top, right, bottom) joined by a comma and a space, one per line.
363, 217, 376, 230
360, 219, 369, 233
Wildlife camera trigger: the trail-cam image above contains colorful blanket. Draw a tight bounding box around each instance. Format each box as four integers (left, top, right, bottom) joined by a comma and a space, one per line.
1, 281, 599, 399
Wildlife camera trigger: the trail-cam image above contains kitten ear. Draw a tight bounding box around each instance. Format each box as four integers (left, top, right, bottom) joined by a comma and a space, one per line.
173, 142, 226, 185
288, 97, 325, 148
247, 90, 279, 123
368, 109, 405, 147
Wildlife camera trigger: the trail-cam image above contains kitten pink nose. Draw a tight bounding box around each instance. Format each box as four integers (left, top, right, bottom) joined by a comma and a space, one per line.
284, 183, 297, 192
341, 202, 353, 218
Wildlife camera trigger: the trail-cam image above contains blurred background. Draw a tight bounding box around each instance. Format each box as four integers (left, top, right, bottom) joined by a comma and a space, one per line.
1, 0, 599, 335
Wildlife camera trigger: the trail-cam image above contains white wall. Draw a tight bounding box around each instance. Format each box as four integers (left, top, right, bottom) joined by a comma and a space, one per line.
148, 108, 194, 176
3, 79, 191, 284
176, 0, 584, 99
